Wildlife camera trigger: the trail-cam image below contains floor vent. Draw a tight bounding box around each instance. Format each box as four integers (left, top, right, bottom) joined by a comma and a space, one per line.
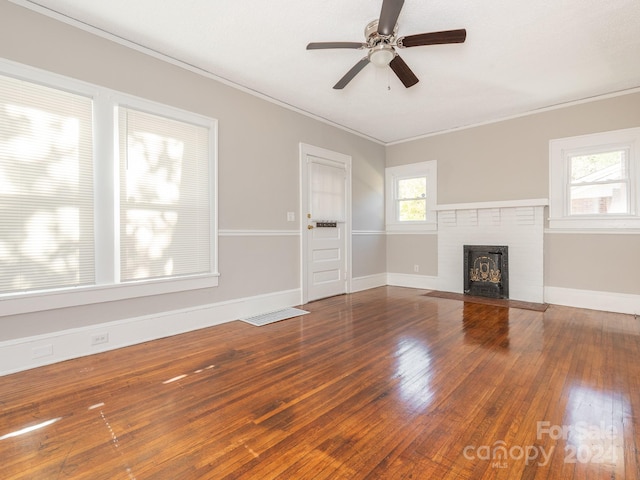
240, 308, 309, 326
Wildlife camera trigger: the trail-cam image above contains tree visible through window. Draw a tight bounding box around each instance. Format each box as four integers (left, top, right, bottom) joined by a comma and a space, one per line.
397, 177, 427, 221
385, 160, 437, 232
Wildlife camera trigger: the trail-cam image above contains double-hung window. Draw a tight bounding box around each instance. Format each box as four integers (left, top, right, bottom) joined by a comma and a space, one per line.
549, 127, 640, 229
385, 160, 437, 232
0, 60, 218, 315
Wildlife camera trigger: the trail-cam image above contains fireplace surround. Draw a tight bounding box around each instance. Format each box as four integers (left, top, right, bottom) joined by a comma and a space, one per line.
435, 199, 547, 303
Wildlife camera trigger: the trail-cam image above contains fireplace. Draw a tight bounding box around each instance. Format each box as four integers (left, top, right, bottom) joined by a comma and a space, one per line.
463, 245, 509, 299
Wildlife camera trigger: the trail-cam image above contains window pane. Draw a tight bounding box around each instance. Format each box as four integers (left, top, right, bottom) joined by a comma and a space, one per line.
570, 151, 626, 183
310, 160, 346, 221
119, 108, 211, 282
0, 74, 94, 294
398, 199, 426, 221
570, 182, 628, 215
398, 177, 426, 200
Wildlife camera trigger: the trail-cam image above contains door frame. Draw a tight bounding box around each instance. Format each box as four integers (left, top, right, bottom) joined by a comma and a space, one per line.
299, 142, 352, 305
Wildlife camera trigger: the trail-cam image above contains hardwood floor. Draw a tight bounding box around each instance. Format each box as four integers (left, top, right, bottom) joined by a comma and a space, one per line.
1, 286, 639, 479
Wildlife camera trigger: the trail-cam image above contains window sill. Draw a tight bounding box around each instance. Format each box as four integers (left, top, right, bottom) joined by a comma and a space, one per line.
0, 273, 220, 317
548, 217, 640, 230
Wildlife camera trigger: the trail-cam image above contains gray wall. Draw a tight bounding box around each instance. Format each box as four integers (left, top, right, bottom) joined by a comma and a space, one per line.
386, 92, 640, 294
386, 235, 438, 276
0, 2, 386, 340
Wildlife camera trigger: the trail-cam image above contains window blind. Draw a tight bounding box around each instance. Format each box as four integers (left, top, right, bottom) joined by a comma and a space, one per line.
310, 159, 346, 221
0, 75, 94, 294
118, 107, 211, 282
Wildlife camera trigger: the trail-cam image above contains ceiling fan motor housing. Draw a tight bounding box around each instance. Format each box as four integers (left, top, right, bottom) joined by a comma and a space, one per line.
365, 19, 397, 45
365, 20, 397, 66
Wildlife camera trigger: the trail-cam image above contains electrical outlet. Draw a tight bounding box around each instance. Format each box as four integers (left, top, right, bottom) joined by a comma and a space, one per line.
91, 333, 109, 346
32, 344, 53, 359
413, 264, 420, 273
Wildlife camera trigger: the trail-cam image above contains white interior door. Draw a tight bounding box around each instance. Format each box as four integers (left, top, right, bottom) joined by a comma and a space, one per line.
300, 143, 351, 303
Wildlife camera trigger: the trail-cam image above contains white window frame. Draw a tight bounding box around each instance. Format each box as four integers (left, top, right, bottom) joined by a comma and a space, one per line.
549, 127, 640, 230
385, 160, 437, 232
0, 59, 218, 317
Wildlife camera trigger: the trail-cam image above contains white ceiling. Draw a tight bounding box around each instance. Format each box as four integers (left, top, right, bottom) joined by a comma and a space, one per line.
20, 0, 640, 144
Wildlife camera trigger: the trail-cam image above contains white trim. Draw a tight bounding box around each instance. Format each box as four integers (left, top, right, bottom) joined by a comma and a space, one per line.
548, 217, 640, 229
386, 273, 439, 290
386, 230, 438, 235
351, 273, 387, 292
386, 224, 438, 233
544, 228, 640, 235
435, 198, 548, 211
385, 161, 438, 231
352, 230, 386, 236
0, 274, 220, 318
0, 288, 301, 376
219, 229, 300, 237
544, 286, 639, 315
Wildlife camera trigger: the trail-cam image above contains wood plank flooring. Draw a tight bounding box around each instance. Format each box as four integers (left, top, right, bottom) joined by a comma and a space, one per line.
1, 286, 639, 479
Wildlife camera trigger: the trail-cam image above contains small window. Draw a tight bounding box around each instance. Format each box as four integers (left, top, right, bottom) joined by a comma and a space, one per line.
386, 161, 437, 232
549, 127, 640, 229
397, 176, 427, 221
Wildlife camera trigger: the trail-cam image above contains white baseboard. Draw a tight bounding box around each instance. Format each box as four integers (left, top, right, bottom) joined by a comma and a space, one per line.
544, 286, 640, 315
0, 288, 301, 376
386, 273, 439, 290
4, 282, 636, 376
351, 273, 387, 292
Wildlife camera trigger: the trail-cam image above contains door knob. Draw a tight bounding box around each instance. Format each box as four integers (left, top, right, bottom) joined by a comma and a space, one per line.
307, 225, 314, 229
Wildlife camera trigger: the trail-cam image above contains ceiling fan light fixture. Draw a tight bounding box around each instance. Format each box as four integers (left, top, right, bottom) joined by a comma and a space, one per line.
369, 44, 395, 67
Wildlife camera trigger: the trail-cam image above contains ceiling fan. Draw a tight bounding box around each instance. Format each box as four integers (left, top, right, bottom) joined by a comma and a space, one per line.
306, 0, 466, 89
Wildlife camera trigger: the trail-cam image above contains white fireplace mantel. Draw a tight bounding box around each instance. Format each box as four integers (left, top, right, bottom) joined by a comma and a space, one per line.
434, 198, 548, 211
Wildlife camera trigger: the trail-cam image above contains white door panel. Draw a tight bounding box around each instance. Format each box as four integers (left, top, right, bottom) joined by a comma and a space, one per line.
308, 223, 344, 300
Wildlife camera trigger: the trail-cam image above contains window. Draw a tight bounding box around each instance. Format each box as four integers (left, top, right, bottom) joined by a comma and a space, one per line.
0, 60, 218, 314
549, 128, 640, 229
0, 74, 95, 294
386, 160, 437, 232
310, 158, 346, 221
397, 176, 427, 221
118, 107, 212, 282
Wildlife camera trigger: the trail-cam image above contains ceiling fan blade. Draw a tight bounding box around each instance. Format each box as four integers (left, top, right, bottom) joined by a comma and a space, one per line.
333, 57, 370, 89
398, 29, 467, 48
307, 42, 366, 50
377, 0, 404, 36
389, 55, 419, 88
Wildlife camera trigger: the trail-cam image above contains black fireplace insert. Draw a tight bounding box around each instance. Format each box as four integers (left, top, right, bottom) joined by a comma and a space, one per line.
463, 245, 509, 299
